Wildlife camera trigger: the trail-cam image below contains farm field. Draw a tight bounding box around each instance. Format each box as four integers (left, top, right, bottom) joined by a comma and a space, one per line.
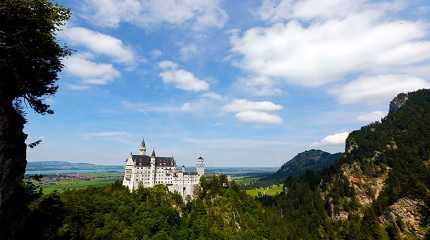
245, 184, 283, 197
37, 172, 123, 194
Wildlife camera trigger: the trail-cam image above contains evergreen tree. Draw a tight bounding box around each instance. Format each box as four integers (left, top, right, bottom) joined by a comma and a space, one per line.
0, 0, 70, 238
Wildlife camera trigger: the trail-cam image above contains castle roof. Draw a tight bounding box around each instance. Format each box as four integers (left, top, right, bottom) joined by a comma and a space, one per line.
132, 154, 175, 167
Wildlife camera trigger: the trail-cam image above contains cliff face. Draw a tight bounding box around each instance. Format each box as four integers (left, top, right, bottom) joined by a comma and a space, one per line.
322, 89, 430, 238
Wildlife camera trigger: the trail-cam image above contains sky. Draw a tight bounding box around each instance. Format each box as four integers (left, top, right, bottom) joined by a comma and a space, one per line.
26, 0, 430, 167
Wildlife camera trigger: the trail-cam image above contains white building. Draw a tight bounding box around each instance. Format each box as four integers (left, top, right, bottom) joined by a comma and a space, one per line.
122, 138, 205, 199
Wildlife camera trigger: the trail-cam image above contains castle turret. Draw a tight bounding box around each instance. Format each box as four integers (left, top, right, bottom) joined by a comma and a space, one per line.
139, 138, 146, 155
149, 149, 156, 186
196, 156, 205, 176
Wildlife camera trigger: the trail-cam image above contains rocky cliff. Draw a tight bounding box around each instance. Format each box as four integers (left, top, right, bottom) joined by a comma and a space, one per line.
321, 89, 430, 238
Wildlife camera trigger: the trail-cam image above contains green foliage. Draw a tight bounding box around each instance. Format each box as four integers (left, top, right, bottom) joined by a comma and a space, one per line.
24, 177, 289, 240
0, 0, 70, 113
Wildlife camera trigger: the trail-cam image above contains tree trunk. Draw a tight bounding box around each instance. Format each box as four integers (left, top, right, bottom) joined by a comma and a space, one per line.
0, 100, 27, 237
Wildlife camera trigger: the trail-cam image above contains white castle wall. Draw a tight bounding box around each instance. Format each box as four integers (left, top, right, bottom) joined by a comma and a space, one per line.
122, 142, 204, 200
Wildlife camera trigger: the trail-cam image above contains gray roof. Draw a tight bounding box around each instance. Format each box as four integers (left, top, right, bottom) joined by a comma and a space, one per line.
132, 155, 175, 167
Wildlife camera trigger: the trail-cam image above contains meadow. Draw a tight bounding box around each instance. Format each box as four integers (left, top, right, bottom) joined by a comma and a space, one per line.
39, 172, 122, 194
245, 184, 284, 197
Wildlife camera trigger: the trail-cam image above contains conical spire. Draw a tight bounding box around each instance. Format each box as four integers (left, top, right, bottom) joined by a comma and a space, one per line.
139, 138, 147, 155
151, 149, 156, 157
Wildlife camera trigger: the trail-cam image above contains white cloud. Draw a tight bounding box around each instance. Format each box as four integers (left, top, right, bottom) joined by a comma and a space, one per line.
332, 75, 430, 104
236, 75, 282, 96
223, 99, 283, 124
83, 131, 132, 143
180, 43, 199, 60
258, 0, 396, 22
159, 60, 179, 69
201, 92, 225, 101
223, 99, 283, 112
61, 27, 135, 64
235, 111, 282, 125
85, 131, 130, 138
357, 111, 386, 123
316, 131, 349, 146
231, 1, 430, 98
82, 0, 228, 30
159, 61, 209, 92
122, 100, 182, 113
179, 102, 202, 112
150, 49, 163, 59
231, 17, 430, 87
121, 100, 205, 113
63, 54, 120, 87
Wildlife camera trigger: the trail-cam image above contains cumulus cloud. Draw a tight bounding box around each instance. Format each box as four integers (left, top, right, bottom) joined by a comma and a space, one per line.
61, 27, 135, 64
231, 0, 430, 99
357, 111, 386, 123
158, 60, 209, 92
63, 54, 120, 88
316, 131, 349, 146
223, 99, 283, 125
235, 111, 283, 124
223, 99, 282, 112
82, 0, 228, 30
332, 75, 430, 104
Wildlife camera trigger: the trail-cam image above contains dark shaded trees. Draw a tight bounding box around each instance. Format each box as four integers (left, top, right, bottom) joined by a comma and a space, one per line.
0, 0, 70, 238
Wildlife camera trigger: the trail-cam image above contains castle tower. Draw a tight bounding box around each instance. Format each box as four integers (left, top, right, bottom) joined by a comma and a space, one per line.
139, 138, 146, 155
196, 156, 205, 176
149, 149, 156, 186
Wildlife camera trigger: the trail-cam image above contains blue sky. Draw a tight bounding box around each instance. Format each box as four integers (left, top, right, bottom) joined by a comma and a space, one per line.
26, 0, 430, 167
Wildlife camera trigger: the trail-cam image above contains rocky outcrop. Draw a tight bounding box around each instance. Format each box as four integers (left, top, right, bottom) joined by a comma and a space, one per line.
379, 198, 427, 238
389, 93, 409, 114
341, 162, 390, 206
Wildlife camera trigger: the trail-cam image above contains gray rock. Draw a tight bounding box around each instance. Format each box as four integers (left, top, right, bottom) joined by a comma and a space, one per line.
389, 93, 409, 114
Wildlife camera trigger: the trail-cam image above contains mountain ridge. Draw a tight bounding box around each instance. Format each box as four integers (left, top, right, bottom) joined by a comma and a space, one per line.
265, 149, 341, 182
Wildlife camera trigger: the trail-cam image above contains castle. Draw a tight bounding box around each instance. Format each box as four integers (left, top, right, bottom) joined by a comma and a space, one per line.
122, 139, 205, 199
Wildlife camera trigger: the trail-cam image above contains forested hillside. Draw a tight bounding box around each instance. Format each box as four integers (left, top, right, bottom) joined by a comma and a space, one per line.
272, 89, 430, 239
264, 149, 341, 183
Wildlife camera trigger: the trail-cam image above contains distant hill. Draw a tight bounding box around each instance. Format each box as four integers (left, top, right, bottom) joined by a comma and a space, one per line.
26, 161, 276, 176
26, 161, 123, 175
27, 161, 96, 170
264, 149, 341, 182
